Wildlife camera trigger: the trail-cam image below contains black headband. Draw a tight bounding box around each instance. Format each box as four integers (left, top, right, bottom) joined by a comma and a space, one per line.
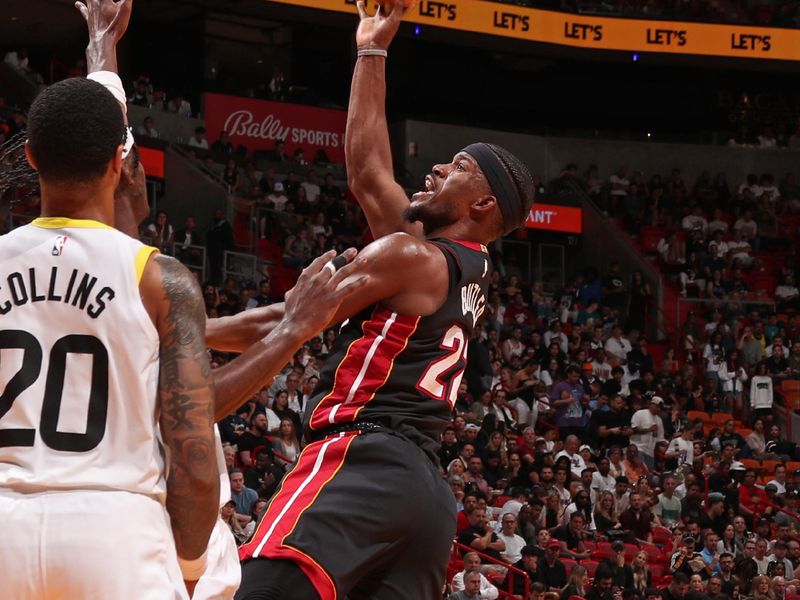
462, 142, 523, 233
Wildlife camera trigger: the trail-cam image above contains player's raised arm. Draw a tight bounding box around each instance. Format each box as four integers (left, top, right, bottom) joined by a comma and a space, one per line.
345, 2, 423, 239
140, 254, 219, 582
76, 0, 150, 235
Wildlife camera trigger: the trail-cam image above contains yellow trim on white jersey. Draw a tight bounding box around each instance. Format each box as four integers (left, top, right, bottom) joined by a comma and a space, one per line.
135, 246, 159, 284
31, 217, 114, 230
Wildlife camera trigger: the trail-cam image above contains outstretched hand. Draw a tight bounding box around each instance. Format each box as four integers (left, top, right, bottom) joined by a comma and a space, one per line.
283, 248, 369, 340
75, 0, 132, 47
355, 0, 407, 51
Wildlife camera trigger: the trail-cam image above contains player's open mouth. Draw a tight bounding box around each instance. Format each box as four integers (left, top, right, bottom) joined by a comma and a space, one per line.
411, 175, 437, 201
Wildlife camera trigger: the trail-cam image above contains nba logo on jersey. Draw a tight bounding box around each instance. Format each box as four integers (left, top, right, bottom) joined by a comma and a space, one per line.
51, 235, 68, 256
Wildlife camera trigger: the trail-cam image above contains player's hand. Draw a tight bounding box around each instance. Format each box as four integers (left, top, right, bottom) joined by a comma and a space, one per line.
114, 150, 149, 238
75, 0, 133, 46
283, 248, 368, 340
355, 1, 407, 51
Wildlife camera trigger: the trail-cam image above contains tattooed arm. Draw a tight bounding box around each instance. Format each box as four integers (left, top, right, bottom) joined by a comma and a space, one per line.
140, 254, 219, 575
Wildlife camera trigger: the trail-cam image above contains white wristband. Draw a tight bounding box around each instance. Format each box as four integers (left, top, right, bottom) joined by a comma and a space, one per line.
357, 48, 388, 58
177, 550, 208, 581
87, 70, 127, 113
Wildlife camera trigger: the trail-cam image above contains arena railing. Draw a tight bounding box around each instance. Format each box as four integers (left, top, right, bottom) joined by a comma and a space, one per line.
451, 541, 530, 600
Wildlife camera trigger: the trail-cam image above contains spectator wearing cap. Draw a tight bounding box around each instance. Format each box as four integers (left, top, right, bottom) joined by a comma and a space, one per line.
601, 539, 634, 589
629, 396, 665, 470
502, 544, 540, 596
266, 182, 289, 211
538, 539, 567, 591
450, 552, 499, 600
700, 493, 728, 538
670, 535, 704, 576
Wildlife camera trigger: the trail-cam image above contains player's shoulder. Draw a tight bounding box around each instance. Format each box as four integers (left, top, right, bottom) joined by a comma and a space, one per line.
361, 231, 445, 267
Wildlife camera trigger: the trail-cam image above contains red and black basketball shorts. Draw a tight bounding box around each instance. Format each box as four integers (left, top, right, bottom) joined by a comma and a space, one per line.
238, 428, 456, 600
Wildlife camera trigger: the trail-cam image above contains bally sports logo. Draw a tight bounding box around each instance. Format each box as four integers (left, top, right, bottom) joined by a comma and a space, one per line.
223, 110, 342, 148
204, 93, 347, 162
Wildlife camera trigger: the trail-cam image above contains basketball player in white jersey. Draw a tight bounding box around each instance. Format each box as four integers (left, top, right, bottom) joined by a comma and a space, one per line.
0, 5, 364, 599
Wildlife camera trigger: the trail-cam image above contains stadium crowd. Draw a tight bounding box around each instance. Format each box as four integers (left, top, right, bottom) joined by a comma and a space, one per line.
193, 146, 800, 598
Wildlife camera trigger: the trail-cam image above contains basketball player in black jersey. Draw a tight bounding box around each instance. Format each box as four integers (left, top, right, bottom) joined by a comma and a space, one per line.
235, 3, 535, 600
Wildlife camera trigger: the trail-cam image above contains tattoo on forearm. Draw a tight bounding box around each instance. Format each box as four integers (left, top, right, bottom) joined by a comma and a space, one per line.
156, 256, 218, 557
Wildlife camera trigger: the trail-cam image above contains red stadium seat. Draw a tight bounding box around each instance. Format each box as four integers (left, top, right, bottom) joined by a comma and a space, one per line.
581, 560, 599, 578
652, 526, 672, 546
624, 543, 640, 561
561, 558, 578, 572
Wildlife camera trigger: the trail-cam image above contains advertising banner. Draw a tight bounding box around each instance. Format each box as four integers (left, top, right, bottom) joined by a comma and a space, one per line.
524, 203, 583, 234
204, 92, 347, 162
268, 0, 793, 61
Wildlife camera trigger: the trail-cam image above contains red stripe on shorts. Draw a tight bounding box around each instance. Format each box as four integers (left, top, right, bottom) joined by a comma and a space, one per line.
238, 432, 357, 600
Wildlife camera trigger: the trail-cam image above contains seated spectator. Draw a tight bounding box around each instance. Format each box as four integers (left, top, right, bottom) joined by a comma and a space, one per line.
538, 540, 568, 591
560, 564, 588, 600
229, 468, 257, 526
166, 92, 191, 117
145, 210, 174, 253
601, 540, 634, 589
237, 410, 279, 466
211, 131, 236, 160
660, 572, 690, 600
451, 552, 499, 600
776, 275, 800, 310
136, 116, 159, 139
450, 569, 484, 600
188, 126, 208, 149
502, 544, 540, 596
458, 507, 505, 561
220, 499, 249, 545
498, 512, 527, 564
551, 512, 591, 560
631, 550, 652, 594
243, 449, 283, 500
585, 564, 616, 600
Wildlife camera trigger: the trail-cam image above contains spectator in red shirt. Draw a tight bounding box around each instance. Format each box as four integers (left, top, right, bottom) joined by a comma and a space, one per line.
504, 293, 535, 332
739, 469, 770, 525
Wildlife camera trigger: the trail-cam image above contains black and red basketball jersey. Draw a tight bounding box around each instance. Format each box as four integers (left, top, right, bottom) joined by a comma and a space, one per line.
304, 238, 492, 462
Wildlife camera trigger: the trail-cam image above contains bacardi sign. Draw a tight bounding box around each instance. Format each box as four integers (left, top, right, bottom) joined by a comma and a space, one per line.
204, 93, 347, 162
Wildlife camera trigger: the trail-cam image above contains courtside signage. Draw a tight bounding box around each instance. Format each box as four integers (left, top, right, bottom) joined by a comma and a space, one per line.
524, 203, 582, 234
204, 93, 347, 162
267, 0, 794, 61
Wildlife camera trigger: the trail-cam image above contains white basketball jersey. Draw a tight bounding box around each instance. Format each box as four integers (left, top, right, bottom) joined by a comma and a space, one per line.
0, 217, 166, 499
